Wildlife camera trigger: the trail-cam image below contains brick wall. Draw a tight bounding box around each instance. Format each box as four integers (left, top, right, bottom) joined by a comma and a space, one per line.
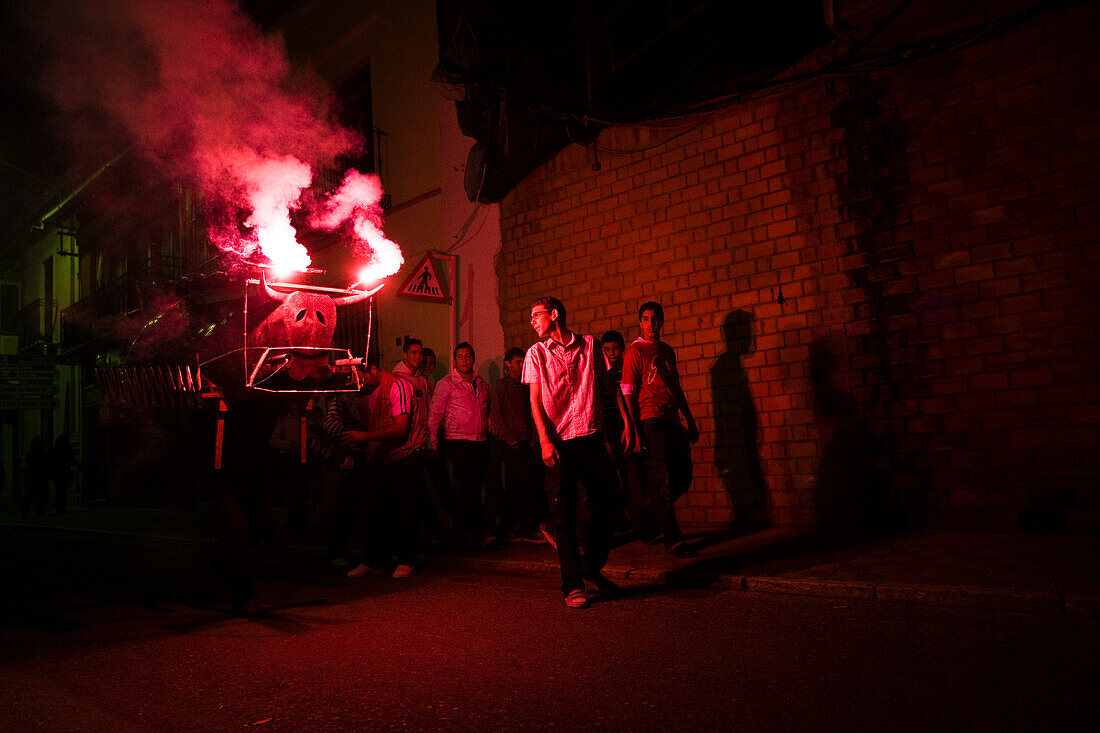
496, 2, 1099, 530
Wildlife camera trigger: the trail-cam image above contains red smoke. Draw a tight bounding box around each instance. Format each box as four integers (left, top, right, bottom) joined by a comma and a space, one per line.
27, 0, 400, 278
311, 170, 404, 285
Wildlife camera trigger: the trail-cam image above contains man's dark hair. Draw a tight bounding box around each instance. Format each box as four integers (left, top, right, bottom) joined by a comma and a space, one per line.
504, 346, 525, 362
600, 330, 624, 346
638, 301, 664, 322
533, 296, 566, 325
403, 337, 423, 352
365, 351, 381, 370
454, 341, 475, 359
422, 347, 436, 358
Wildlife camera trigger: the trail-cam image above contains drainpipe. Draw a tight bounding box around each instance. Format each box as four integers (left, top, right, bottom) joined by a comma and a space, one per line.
433, 252, 457, 367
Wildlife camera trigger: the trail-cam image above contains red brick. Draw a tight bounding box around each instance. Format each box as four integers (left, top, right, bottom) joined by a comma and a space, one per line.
495, 2, 1100, 530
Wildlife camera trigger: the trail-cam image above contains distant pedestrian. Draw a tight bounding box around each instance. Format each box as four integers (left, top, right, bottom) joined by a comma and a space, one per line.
421, 347, 438, 388
428, 342, 494, 549
600, 330, 632, 527
490, 347, 548, 544
524, 297, 635, 608
52, 435, 78, 513
394, 337, 449, 542
418, 345, 453, 541
23, 437, 50, 517
621, 301, 700, 558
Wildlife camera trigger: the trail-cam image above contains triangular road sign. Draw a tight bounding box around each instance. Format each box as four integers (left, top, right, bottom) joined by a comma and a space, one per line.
398, 252, 451, 303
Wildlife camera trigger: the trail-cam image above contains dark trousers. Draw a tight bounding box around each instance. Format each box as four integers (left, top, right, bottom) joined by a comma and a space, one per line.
442, 439, 490, 538
422, 452, 453, 532
603, 413, 628, 515
331, 452, 426, 567
632, 418, 692, 547
497, 439, 547, 535
544, 433, 618, 595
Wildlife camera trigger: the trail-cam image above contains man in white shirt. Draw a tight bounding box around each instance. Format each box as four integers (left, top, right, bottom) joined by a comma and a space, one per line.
428, 341, 494, 548
523, 297, 635, 608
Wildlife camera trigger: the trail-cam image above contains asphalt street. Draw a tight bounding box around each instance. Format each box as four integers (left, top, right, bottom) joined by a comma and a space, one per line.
2, 528, 1098, 731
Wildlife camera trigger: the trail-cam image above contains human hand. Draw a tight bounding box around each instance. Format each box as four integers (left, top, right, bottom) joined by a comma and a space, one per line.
620, 426, 635, 454
340, 430, 369, 449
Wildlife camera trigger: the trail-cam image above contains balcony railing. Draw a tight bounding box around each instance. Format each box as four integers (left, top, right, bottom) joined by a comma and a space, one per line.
59, 256, 185, 359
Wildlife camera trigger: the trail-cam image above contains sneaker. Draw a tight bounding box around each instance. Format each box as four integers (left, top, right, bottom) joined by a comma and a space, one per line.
479, 534, 498, 550
392, 564, 415, 579
330, 556, 351, 567
668, 542, 699, 559
346, 563, 378, 578
539, 524, 558, 551
522, 530, 549, 545
565, 589, 589, 609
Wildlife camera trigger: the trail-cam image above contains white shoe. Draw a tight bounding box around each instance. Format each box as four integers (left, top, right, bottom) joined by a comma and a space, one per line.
346, 563, 376, 578
392, 564, 415, 579
539, 524, 558, 551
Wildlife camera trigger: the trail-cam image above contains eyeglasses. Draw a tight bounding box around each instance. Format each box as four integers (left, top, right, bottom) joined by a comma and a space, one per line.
529, 310, 550, 323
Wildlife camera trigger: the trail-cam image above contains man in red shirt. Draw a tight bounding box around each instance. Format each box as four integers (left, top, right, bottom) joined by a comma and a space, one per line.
621, 301, 700, 558
524, 297, 635, 608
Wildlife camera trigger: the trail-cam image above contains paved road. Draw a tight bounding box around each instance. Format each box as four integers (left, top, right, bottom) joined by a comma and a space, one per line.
2, 528, 1098, 731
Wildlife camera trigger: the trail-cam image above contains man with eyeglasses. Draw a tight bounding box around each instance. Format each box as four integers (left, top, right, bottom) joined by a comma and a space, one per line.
523, 297, 636, 608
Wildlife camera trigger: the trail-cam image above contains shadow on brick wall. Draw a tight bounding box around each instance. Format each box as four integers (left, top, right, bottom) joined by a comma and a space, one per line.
710, 310, 768, 530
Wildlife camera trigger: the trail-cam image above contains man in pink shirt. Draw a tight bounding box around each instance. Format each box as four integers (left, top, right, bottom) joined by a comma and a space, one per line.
621, 301, 700, 558
523, 297, 635, 608
428, 341, 494, 548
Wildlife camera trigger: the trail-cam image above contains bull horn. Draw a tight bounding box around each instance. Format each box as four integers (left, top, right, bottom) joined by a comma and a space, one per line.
333, 282, 385, 306
261, 271, 290, 302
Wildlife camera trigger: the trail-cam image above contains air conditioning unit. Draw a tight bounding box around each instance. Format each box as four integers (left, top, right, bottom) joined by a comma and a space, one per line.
0, 335, 18, 355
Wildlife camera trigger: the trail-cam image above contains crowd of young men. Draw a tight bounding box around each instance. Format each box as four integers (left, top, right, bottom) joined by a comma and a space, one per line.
318, 296, 699, 608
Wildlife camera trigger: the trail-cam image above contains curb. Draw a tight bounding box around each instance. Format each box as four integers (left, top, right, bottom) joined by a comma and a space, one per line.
874, 583, 1063, 613
744, 576, 875, 600
675, 572, 1098, 616
1064, 593, 1100, 617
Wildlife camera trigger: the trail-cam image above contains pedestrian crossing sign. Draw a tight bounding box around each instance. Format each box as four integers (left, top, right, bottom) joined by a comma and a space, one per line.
398, 252, 451, 303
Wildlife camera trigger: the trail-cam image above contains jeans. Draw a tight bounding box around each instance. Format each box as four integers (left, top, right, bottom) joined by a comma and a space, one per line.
633, 418, 692, 547
442, 439, 491, 538
331, 452, 426, 567
543, 433, 619, 595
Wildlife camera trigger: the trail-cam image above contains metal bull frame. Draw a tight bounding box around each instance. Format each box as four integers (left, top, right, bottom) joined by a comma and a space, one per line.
241, 273, 382, 394
93, 270, 385, 471
93, 271, 384, 407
